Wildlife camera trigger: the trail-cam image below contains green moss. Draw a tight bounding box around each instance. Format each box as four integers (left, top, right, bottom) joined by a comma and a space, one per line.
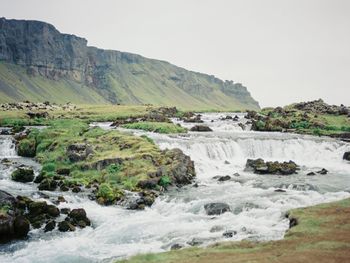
122, 122, 187, 134
159, 175, 171, 187
17, 138, 36, 157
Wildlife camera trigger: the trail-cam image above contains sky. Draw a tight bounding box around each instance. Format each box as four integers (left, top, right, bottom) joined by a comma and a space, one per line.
1, 0, 350, 107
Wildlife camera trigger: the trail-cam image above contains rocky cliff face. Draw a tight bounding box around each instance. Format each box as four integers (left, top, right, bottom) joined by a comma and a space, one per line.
0, 18, 259, 110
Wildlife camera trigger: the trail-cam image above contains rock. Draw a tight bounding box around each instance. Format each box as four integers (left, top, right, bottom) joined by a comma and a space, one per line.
13, 216, 30, 237
26, 111, 49, 119
307, 172, 316, 176
28, 201, 48, 216
343, 152, 350, 161
47, 205, 60, 217
72, 186, 81, 193
187, 238, 204, 246
190, 125, 212, 132
136, 178, 160, 189
289, 217, 298, 228
163, 148, 196, 186
182, 114, 203, 123
245, 159, 298, 175
274, 189, 286, 192
224, 160, 230, 164
216, 175, 231, 182
44, 220, 56, 232
204, 203, 231, 216
38, 178, 58, 191
317, 168, 328, 175
223, 230, 237, 238
17, 138, 36, 157
170, 244, 183, 250
1, 158, 13, 165
60, 208, 71, 215
57, 196, 66, 203
56, 168, 71, 175
67, 208, 91, 228
58, 221, 76, 232
210, 225, 224, 233
11, 166, 34, 183
66, 143, 93, 162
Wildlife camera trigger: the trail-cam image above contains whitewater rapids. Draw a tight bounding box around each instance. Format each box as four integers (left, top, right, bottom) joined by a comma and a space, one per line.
0, 113, 350, 263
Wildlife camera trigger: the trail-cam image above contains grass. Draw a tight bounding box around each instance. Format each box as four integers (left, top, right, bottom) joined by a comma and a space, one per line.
120, 198, 350, 263
122, 122, 187, 134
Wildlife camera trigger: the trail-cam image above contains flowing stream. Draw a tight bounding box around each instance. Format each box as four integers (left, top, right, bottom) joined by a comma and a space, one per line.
1, 113, 350, 263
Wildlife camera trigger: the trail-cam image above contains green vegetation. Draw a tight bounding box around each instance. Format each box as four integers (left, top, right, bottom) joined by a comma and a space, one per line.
17, 138, 36, 157
122, 122, 187, 134
120, 198, 350, 263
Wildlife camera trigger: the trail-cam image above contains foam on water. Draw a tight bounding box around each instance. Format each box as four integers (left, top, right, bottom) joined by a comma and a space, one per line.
1, 115, 350, 262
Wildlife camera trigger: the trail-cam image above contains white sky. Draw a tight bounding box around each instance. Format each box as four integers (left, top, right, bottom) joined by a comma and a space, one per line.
1, 0, 350, 107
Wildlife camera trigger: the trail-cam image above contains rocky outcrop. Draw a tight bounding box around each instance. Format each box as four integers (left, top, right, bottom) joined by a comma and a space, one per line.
0, 18, 259, 110
67, 143, 94, 162
245, 159, 298, 175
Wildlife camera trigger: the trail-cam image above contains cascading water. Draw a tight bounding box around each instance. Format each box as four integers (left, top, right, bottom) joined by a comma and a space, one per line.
1, 113, 350, 263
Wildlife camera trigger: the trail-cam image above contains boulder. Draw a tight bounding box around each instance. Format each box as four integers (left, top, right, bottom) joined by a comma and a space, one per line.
343, 152, 350, 161
215, 175, 231, 182
245, 159, 298, 175
204, 203, 231, 215
38, 178, 58, 191
317, 168, 328, 175
67, 208, 91, 228
58, 221, 76, 232
44, 220, 56, 232
11, 166, 34, 183
66, 143, 93, 162
190, 125, 213, 132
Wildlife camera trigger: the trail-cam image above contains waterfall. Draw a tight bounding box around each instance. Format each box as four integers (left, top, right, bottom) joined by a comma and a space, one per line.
0, 136, 16, 157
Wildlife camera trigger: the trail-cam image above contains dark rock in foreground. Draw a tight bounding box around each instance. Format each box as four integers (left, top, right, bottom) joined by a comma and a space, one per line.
11, 166, 34, 183
190, 125, 213, 132
245, 158, 298, 175
343, 152, 350, 161
204, 203, 231, 215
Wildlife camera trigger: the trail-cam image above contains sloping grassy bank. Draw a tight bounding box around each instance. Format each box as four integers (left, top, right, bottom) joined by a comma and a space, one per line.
120, 198, 350, 263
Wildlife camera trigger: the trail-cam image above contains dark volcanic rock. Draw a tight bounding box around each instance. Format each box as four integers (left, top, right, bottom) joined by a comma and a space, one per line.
11, 166, 34, 183
245, 159, 298, 175
343, 152, 350, 161
190, 125, 213, 132
204, 203, 231, 216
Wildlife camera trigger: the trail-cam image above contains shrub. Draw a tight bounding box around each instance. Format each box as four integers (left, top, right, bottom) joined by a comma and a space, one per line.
159, 175, 171, 187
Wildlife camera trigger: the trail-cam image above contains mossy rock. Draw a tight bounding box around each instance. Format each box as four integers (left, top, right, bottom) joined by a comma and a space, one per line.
11, 166, 34, 183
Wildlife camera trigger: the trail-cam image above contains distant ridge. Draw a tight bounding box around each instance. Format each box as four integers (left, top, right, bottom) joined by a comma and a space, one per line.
0, 17, 259, 110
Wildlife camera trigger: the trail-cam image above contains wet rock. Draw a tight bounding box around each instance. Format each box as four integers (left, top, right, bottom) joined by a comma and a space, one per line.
170, 243, 183, 250
224, 160, 230, 164
1, 158, 13, 165
210, 225, 224, 233
38, 178, 58, 191
182, 114, 203, 123
66, 143, 93, 162
343, 152, 350, 161
307, 172, 316, 176
223, 230, 237, 238
67, 208, 91, 228
245, 159, 298, 175
163, 148, 196, 186
58, 221, 76, 232
187, 238, 204, 246
274, 189, 286, 193
28, 201, 48, 216
190, 125, 212, 132
72, 186, 81, 193
204, 203, 231, 216
289, 217, 298, 228
11, 166, 34, 183
60, 208, 71, 215
316, 168, 328, 175
47, 205, 60, 217
13, 216, 30, 237
57, 196, 66, 203
233, 172, 240, 177
44, 220, 56, 232
216, 175, 231, 182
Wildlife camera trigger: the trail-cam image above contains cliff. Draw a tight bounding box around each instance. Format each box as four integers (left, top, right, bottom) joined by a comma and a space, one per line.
0, 18, 260, 110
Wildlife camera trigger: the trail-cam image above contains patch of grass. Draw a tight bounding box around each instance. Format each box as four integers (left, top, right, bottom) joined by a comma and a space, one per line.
122, 122, 187, 134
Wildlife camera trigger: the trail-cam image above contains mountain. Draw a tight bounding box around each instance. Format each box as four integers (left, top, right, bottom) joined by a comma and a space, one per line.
0, 18, 259, 110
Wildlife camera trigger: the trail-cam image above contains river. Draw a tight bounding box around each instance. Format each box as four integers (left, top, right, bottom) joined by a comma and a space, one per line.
0, 113, 349, 262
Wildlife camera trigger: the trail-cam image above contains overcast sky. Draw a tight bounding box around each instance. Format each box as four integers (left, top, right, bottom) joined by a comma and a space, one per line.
2, 0, 350, 107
